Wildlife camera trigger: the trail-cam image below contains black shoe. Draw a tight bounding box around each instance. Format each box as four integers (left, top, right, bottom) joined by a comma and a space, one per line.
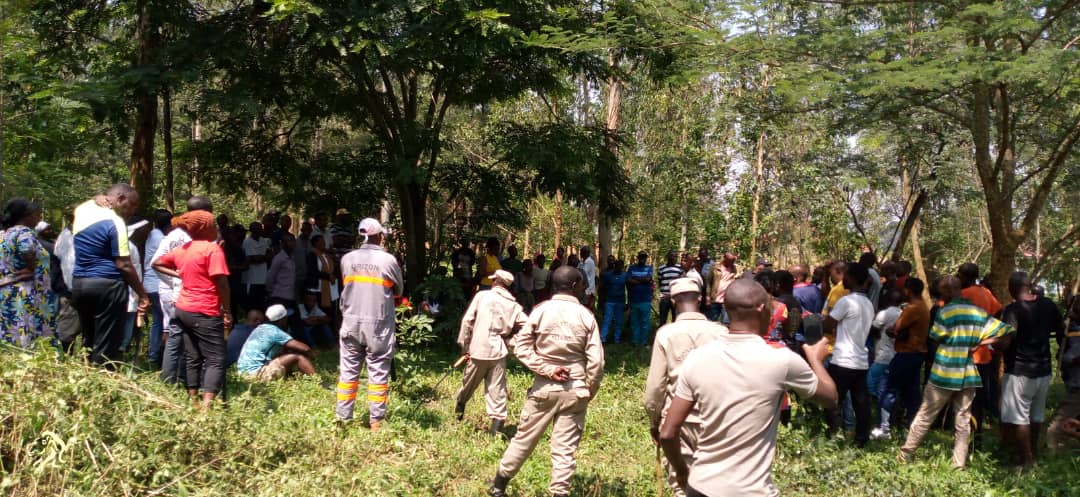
455, 401, 466, 421
489, 473, 509, 497
552, 494, 569, 497
489, 419, 505, 437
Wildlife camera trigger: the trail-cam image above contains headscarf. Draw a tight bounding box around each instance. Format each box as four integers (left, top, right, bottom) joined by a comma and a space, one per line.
172, 210, 216, 241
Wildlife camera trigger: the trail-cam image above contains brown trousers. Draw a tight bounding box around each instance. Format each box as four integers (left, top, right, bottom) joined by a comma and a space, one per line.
663, 422, 701, 497
498, 389, 590, 495
454, 357, 508, 420
900, 383, 976, 468
1046, 389, 1080, 453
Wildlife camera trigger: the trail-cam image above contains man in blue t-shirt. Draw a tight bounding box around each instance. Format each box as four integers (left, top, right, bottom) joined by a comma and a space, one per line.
627, 251, 655, 346
600, 260, 629, 343
70, 184, 151, 367
236, 305, 315, 380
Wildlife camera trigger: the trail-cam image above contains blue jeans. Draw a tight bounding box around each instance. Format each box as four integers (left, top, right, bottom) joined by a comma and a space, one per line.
629, 302, 651, 345
601, 301, 625, 343
707, 302, 730, 324
867, 362, 890, 401
160, 321, 186, 385
120, 311, 137, 352
301, 324, 335, 348
148, 292, 164, 363
880, 352, 924, 427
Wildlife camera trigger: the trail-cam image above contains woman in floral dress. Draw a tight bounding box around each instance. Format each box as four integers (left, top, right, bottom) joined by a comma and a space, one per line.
1, 198, 55, 347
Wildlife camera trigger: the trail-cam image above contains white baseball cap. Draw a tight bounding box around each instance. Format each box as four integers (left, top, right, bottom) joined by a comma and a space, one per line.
265, 304, 292, 322
358, 218, 387, 235
492, 269, 515, 287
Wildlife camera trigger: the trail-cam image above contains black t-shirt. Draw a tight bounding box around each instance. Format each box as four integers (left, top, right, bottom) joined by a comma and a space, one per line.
1002, 297, 1064, 378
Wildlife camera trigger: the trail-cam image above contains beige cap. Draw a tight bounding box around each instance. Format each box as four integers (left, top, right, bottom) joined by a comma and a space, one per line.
670, 278, 701, 297
492, 269, 515, 287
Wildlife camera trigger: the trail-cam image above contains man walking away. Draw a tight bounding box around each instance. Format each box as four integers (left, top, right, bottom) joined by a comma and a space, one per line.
455, 270, 527, 435
898, 276, 1014, 470
657, 251, 684, 326
335, 218, 403, 432
1000, 271, 1063, 469
660, 279, 837, 497
71, 184, 150, 368
489, 266, 604, 497
600, 260, 628, 343
822, 262, 875, 447
627, 251, 654, 346
645, 278, 727, 497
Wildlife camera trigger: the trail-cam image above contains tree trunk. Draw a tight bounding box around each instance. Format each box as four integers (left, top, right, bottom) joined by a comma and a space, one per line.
679, 201, 688, 252
597, 51, 623, 272
129, 0, 157, 211
893, 165, 927, 261
396, 179, 427, 293
190, 116, 201, 191
910, 214, 930, 303
161, 88, 175, 212
554, 189, 563, 255
750, 130, 766, 258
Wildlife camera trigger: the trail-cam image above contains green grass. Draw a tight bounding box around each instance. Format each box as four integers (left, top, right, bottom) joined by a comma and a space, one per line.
2, 343, 1079, 496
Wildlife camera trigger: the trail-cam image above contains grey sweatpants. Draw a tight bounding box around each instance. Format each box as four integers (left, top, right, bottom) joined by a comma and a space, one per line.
336, 328, 395, 422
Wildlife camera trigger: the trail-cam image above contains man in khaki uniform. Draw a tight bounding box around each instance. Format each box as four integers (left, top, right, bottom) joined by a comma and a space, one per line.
455, 269, 528, 435
645, 278, 728, 497
489, 266, 605, 497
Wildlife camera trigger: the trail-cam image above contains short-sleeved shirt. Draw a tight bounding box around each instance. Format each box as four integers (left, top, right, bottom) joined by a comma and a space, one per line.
452, 247, 475, 280
657, 264, 684, 296
242, 236, 272, 285
151, 228, 192, 298
793, 283, 823, 314
71, 200, 129, 280
627, 264, 654, 303
142, 228, 164, 292
579, 257, 597, 296
674, 335, 818, 497
872, 306, 902, 364
532, 267, 550, 290
1002, 297, 1063, 378
893, 300, 931, 354
828, 292, 874, 370
823, 281, 849, 315
156, 240, 230, 317
236, 323, 293, 375
601, 271, 628, 303
299, 303, 327, 320
225, 323, 255, 366
479, 254, 501, 287
929, 298, 1014, 390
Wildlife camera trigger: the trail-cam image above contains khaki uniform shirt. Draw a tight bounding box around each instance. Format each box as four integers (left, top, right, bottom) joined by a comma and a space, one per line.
458, 286, 527, 361
644, 312, 728, 426
513, 294, 605, 397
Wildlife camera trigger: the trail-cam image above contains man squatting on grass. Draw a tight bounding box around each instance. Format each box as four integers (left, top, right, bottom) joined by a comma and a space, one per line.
660, 279, 838, 497
455, 269, 527, 435
644, 278, 728, 497
236, 303, 316, 380
489, 266, 604, 497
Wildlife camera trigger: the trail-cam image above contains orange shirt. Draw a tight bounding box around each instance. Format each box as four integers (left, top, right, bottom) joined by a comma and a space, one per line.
961, 285, 1003, 364
893, 300, 931, 354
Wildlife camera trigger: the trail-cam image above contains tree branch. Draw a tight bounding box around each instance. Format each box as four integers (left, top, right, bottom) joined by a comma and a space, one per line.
1015, 113, 1080, 242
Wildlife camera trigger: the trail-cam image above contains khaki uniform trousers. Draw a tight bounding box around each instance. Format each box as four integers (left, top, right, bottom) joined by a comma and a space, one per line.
498, 389, 590, 495
900, 383, 976, 468
663, 422, 701, 497
455, 357, 508, 420
1046, 389, 1080, 453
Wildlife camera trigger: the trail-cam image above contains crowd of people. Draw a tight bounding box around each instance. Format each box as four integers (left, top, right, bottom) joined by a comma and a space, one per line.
3, 187, 1080, 496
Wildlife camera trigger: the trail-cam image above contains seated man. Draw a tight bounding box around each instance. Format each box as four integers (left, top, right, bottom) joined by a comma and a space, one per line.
298, 292, 334, 348
225, 309, 267, 367
237, 304, 316, 380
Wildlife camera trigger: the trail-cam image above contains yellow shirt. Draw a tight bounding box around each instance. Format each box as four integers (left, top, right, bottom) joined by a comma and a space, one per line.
823, 281, 849, 315
479, 254, 501, 286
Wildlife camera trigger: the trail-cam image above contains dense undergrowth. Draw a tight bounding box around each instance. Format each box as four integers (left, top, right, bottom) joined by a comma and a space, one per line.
2, 343, 1079, 496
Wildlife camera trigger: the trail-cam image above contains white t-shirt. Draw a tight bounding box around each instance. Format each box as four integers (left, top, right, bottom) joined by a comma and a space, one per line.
242, 236, 272, 285
151, 228, 192, 300
142, 228, 164, 292
674, 335, 818, 497
872, 306, 902, 365
580, 256, 597, 296
126, 243, 142, 312
828, 292, 875, 370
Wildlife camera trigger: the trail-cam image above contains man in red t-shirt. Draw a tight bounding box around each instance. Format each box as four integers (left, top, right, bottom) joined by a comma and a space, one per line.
958, 263, 1003, 440
152, 210, 231, 410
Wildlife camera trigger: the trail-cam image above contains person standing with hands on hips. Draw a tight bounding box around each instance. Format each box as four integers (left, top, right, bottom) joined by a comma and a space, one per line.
151, 210, 232, 410
335, 218, 403, 432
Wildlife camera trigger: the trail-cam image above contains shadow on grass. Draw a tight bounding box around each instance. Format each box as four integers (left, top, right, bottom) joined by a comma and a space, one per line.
569, 472, 638, 497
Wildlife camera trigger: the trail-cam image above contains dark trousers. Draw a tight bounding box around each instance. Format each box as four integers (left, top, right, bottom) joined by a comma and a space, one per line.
659, 295, 675, 325
827, 363, 872, 444
881, 352, 924, 427
245, 284, 266, 312
686, 486, 711, 497
71, 278, 128, 368
175, 309, 226, 394
973, 358, 1000, 436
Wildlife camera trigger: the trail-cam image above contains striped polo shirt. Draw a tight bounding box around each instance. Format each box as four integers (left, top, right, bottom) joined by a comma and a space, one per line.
928, 298, 1014, 390
657, 264, 684, 296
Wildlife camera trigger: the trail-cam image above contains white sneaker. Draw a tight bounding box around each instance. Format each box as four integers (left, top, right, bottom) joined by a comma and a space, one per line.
870, 427, 891, 440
